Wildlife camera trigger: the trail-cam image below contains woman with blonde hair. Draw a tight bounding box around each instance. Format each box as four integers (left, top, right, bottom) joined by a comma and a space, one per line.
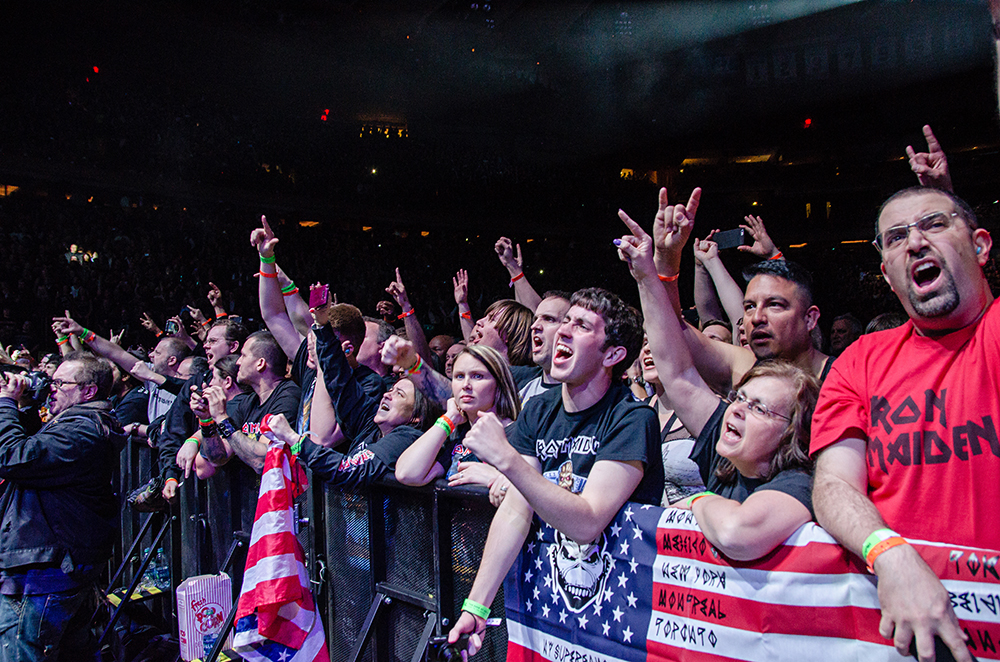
395, 344, 521, 503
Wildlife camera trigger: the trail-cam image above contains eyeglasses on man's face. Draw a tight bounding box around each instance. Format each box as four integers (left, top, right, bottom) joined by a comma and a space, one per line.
873, 211, 959, 253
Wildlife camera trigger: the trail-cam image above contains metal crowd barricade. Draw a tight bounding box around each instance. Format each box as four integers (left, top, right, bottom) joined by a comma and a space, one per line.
113, 449, 508, 662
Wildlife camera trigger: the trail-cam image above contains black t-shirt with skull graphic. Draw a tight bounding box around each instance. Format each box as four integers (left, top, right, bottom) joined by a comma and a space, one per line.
507, 383, 662, 506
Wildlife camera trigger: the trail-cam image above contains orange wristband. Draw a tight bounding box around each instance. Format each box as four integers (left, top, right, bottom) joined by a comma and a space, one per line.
658, 273, 679, 282
865, 536, 907, 573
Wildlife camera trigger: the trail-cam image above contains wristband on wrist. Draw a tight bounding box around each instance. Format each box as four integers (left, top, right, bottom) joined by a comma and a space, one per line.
155, 331, 163, 338
201, 319, 212, 327
259, 253, 276, 264
165, 478, 178, 486
435, 415, 457, 436
183, 437, 200, 448
861, 528, 899, 559
216, 312, 228, 318
768, 251, 784, 260
866, 536, 908, 573
259, 270, 278, 279
56, 335, 69, 346
509, 272, 524, 287
282, 288, 299, 296
462, 599, 490, 620
460, 311, 472, 320
281, 282, 298, 294
405, 355, 424, 375
685, 490, 716, 507
81, 329, 97, 343
398, 308, 416, 319
658, 273, 679, 283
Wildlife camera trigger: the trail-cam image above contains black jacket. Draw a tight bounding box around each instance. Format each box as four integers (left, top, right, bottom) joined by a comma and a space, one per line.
0, 399, 127, 573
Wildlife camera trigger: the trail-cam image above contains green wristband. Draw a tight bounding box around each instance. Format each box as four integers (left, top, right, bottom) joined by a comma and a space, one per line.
862, 528, 898, 560
462, 598, 490, 620
685, 490, 716, 508
183, 437, 200, 448
259, 254, 276, 264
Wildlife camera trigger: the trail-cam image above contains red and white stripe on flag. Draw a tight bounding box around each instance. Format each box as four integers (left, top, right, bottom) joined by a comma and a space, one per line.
233, 423, 329, 662
650, 510, 1000, 661
504, 505, 1000, 662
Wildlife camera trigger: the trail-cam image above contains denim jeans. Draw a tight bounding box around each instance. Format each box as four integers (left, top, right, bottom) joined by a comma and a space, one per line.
0, 584, 99, 662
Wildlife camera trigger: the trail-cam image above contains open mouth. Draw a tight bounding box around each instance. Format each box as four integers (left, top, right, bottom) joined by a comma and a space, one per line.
911, 261, 942, 289
723, 421, 742, 442
553, 342, 572, 362
642, 356, 655, 369
532, 334, 544, 350
379, 399, 391, 412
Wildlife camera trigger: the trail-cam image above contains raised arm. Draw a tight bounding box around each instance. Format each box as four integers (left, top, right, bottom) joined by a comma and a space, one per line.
694, 233, 747, 338
616, 204, 719, 437
52, 313, 140, 374
647, 187, 753, 393
312, 318, 376, 446
495, 237, 542, 311
277, 267, 313, 339
693, 230, 729, 326
905, 124, 953, 192
252, 215, 306, 361
207, 282, 228, 320
386, 268, 433, 364
381, 335, 452, 407
453, 269, 474, 342
308, 364, 346, 449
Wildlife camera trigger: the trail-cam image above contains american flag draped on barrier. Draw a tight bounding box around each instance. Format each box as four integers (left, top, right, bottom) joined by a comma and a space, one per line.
233, 416, 330, 662
504, 504, 1000, 662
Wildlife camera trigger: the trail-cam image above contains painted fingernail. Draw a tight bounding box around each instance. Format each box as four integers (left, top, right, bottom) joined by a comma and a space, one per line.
612, 238, 622, 247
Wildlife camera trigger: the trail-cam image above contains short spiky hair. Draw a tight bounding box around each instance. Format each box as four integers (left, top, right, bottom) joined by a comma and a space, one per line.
742, 260, 817, 308
246, 331, 288, 377
569, 288, 644, 381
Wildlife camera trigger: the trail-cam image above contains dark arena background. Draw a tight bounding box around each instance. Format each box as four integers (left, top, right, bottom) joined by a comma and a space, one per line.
0, 1, 998, 661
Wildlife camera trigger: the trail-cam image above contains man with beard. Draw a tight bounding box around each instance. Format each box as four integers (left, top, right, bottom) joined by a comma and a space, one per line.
810, 187, 994, 662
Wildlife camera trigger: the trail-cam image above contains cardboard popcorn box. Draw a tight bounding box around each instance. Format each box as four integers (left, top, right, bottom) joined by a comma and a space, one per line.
177, 573, 234, 661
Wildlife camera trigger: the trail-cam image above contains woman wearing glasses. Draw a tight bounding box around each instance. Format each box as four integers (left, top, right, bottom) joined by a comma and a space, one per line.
617, 203, 820, 561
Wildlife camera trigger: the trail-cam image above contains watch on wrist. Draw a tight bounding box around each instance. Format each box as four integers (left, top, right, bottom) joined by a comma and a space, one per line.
217, 418, 237, 439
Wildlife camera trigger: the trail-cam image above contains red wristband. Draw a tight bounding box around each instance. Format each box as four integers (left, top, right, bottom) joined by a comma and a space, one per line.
658, 273, 679, 282
460, 311, 472, 320
769, 251, 784, 260
259, 270, 278, 278
398, 308, 415, 319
